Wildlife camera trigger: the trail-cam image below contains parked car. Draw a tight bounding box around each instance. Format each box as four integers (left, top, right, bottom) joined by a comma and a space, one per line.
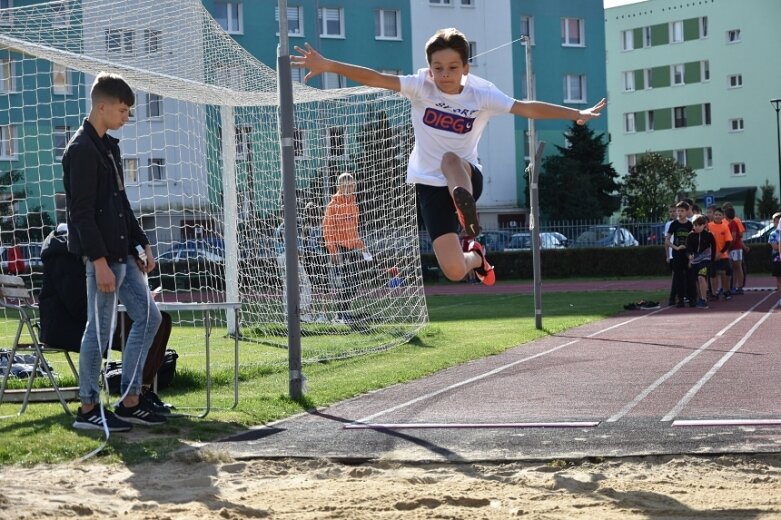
0, 242, 43, 273
156, 240, 224, 263
630, 222, 667, 246
573, 226, 639, 248
505, 232, 567, 251
745, 222, 777, 244
741, 220, 770, 239
476, 230, 514, 252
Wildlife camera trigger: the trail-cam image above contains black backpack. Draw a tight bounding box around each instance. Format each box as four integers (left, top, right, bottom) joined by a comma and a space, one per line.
104, 349, 178, 395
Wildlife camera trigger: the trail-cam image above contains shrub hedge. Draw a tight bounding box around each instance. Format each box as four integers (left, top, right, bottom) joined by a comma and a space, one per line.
422, 243, 773, 280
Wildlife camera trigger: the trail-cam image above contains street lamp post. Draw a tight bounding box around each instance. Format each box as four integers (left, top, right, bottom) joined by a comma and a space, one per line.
772, 99, 781, 201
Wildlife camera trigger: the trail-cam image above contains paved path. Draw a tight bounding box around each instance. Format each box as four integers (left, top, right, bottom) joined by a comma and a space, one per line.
220, 286, 781, 462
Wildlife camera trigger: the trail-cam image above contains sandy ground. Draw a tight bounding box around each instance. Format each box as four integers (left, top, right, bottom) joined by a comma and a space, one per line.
2, 451, 781, 519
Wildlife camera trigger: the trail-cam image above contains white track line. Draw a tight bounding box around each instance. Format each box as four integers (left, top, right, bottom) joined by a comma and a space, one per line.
344, 421, 599, 430
673, 419, 781, 427
348, 308, 666, 427
607, 292, 776, 423
662, 308, 775, 422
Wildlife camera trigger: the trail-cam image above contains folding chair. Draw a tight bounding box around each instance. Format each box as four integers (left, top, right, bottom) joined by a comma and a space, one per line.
0, 274, 74, 416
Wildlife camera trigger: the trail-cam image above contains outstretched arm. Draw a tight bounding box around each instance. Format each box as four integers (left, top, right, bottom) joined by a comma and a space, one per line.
510, 98, 606, 125
291, 43, 401, 92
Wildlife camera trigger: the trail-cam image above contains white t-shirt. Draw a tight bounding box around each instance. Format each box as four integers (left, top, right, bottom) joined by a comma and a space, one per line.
398, 68, 515, 187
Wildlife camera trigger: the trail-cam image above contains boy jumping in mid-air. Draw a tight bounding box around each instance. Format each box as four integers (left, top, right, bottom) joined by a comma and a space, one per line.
291, 28, 605, 286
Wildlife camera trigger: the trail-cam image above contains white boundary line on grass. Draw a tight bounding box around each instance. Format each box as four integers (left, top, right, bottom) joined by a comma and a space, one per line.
607, 292, 776, 423
348, 308, 666, 427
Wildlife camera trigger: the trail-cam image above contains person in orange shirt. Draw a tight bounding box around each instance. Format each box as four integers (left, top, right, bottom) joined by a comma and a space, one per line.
723, 203, 745, 294
707, 207, 733, 300
323, 173, 370, 322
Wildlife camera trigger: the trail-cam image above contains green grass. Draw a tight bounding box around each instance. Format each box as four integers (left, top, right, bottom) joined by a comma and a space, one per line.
0, 289, 663, 466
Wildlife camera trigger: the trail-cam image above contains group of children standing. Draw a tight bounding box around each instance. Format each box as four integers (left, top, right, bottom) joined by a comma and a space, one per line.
664, 199, 781, 309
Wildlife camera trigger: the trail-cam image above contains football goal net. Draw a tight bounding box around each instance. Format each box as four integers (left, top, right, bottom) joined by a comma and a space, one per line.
0, 0, 427, 376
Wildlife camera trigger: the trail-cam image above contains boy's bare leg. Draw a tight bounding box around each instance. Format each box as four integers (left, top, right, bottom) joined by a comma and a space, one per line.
441, 152, 481, 236
731, 260, 744, 290
441, 152, 472, 196
432, 232, 480, 281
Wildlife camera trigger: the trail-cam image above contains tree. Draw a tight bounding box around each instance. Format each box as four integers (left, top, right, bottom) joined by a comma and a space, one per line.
539, 122, 620, 220
756, 180, 780, 219
619, 153, 697, 222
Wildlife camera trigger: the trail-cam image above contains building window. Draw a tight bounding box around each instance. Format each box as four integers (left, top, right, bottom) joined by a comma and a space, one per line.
728, 74, 743, 88
428, 0, 452, 5
703, 103, 711, 125
731, 162, 746, 176
727, 29, 741, 43
148, 158, 165, 182
468, 41, 477, 65
622, 71, 635, 92
275, 6, 303, 37
461, 0, 474, 5
729, 118, 744, 132
520, 16, 534, 44
216, 2, 243, 34
147, 93, 162, 118
643, 26, 652, 47
322, 72, 345, 89
644, 68, 653, 90
704, 147, 713, 168
670, 20, 683, 43
123, 158, 138, 183
0, 125, 17, 158
143, 29, 161, 54
0, 58, 16, 93
291, 67, 304, 83
318, 7, 344, 38
217, 64, 243, 90
621, 30, 633, 51
561, 18, 584, 46
646, 110, 655, 131
674, 149, 687, 166
327, 126, 346, 157
375, 9, 400, 39
626, 154, 637, 172
293, 128, 307, 158
563, 74, 586, 103
52, 1, 70, 28
0, 0, 13, 25
236, 126, 252, 161
624, 113, 636, 133
672, 64, 684, 86
701, 60, 710, 82
699, 16, 708, 38
50, 63, 70, 95
105, 28, 134, 55
54, 126, 71, 159
674, 106, 686, 128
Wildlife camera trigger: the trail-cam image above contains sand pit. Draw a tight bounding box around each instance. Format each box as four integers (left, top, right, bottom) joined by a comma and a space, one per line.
2, 452, 781, 519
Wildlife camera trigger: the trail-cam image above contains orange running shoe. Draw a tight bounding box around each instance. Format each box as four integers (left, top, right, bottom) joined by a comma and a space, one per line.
467, 239, 495, 286
452, 186, 481, 237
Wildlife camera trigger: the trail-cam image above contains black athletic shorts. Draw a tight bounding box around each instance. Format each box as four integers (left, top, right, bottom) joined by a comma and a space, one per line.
416, 163, 484, 242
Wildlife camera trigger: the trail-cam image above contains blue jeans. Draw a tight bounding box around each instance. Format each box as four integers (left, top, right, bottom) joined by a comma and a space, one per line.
79, 257, 162, 405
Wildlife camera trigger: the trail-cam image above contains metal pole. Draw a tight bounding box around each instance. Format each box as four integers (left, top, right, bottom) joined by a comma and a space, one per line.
772, 99, 781, 200
278, 0, 303, 400
523, 36, 544, 330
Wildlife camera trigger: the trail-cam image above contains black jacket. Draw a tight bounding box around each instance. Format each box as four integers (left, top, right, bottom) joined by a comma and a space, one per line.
38, 229, 87, 352
62, 119, 148, 263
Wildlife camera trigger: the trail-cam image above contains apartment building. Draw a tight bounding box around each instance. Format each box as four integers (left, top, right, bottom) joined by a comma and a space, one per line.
606, 0, 781, 212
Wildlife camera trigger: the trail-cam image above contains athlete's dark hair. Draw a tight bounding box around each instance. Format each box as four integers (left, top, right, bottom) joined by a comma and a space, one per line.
425, 28, 470, 65
90, 72, 135, 107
